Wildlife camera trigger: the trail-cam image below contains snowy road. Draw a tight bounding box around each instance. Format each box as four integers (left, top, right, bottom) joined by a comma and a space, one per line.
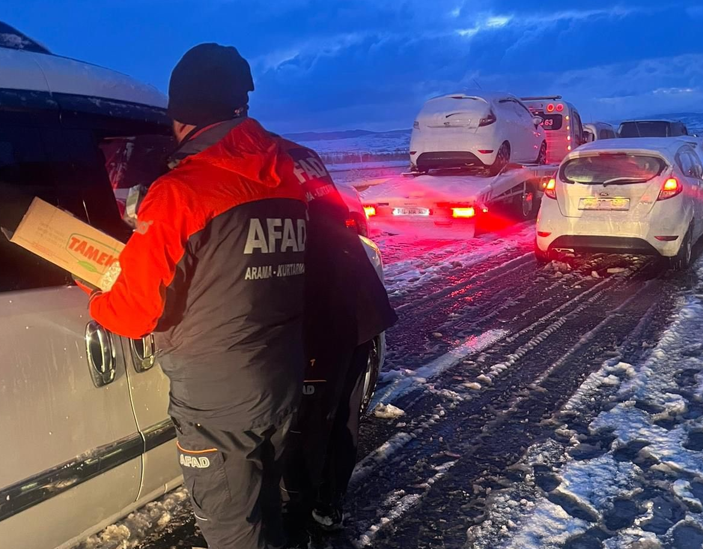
89, 219, 703, 549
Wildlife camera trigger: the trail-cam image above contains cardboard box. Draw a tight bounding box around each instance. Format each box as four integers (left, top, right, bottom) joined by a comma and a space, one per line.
5, 197, 124, 291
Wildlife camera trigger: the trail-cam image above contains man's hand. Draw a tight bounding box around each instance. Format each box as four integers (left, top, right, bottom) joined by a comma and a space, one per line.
72, 275, 102, 301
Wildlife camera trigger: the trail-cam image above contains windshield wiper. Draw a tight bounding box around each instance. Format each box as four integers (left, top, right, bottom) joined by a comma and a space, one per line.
602, 177, 650, 187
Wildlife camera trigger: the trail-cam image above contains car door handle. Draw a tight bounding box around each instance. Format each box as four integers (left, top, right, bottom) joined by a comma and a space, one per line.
86, 321, 116, 387
130, 334, 156, 373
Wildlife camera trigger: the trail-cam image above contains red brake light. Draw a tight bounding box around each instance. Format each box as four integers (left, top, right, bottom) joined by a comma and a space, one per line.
364, 206, 377, 218
544, 178, 557, 199
546, 103, 555, 113
452, 206, 475, 218
556, 104, 564, 112
479, 110, 497, 127
658, 178, 682, 201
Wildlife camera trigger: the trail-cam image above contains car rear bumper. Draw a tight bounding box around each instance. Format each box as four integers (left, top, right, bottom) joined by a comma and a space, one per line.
415, 151, 489, 170
536, 202, 688, 257
546, 235, 661, 255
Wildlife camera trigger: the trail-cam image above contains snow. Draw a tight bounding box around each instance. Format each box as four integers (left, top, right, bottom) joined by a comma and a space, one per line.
296, 131, 409, 158
369, 328, 507, 409
327, 160, 409, 172
0, 48, 166, 108
465, 257, 703, 548
372, 403, 406, 419
354, 460, 457, 548
557, 454, 639, 513
381, 227, 535, 297
76, 488, 190, 549
349, 432, 415, 488
499, 500, 587, 549
361, 172, 494, 205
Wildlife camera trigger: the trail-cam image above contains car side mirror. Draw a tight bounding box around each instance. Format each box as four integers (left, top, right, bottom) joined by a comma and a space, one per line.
533, 116, 543, 127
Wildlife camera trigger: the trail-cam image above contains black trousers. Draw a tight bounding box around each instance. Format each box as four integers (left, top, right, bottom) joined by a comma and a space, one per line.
173, 415, 293, 549
283, 341, 370, 529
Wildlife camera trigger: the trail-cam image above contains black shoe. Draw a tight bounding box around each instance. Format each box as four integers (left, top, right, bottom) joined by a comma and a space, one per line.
311, 503, 344, 532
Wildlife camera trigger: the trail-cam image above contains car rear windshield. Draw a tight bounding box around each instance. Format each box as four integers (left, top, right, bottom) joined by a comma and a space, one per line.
541, 114, 563, 131
618, 121, 672, 138
561, 154, 666, 184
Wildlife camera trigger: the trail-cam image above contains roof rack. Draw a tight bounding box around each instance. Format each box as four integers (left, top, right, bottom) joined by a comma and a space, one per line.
520, 96, 563, 101
0, 22, 51, 54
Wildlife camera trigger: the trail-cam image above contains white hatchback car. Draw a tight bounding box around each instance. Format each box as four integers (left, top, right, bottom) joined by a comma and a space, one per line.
536, 138, 703, 269
410, 91, 546, 175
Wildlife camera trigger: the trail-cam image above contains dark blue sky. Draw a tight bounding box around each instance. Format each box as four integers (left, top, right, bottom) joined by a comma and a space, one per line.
5, 1, 703, 133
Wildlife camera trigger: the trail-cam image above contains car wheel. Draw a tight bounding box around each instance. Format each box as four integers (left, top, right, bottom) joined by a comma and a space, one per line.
670, 226, 693, 271
360, 336, 382, 415
489, 142, 510, 176
535, 142, 547, 165
514, 184, 537, 221
535, 243, 552, 264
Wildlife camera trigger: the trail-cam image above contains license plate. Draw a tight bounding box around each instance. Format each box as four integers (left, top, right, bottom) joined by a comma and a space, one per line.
393, 207, 430, 216
579, 197, 630, 211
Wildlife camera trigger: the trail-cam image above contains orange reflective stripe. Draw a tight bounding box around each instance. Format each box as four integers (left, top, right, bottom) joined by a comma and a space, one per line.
177, 441, 218, 454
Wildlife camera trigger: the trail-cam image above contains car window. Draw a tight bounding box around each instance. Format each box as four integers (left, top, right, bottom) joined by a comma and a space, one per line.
99, 134, 175, 221
514, 100, 534, 120
0, 119, 127, 292
561, 154, 666, 184
678, 150, 703, 179
619, 121, 671, 138
690, 153, 703, 178
541, 114, 563, 131
495, 100, 516, 120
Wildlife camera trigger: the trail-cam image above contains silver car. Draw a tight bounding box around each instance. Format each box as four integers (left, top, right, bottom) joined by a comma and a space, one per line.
0, 28, 385, 549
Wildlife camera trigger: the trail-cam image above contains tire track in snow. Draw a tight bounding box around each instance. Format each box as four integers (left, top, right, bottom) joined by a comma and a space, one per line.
342, 260, 672, 547
359, 261, 677, 548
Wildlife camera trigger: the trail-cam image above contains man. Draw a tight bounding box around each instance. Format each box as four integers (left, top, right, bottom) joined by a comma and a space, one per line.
277, 142, 397, 543
87, 44, 307, 549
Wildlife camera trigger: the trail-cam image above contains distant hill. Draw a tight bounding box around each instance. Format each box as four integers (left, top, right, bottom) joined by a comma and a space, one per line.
286, 128, 411, 165
284, 128, 410, 142
289, 113, 703, 166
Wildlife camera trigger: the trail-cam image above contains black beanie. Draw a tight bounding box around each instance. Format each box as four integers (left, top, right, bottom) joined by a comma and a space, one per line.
167, 43, 255, 127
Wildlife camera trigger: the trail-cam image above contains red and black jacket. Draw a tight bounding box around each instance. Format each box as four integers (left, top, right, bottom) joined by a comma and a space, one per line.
90, 118, 308, 428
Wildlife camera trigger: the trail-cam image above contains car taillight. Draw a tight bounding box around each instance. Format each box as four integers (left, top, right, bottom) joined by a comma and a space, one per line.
544, 178, 557, 199
364, 206, 377, 218
556, 104, 564, 112
658, 178, 682, 201
479, 111, 497, 127
452, 206, 475, 218
547, 103, 555, 113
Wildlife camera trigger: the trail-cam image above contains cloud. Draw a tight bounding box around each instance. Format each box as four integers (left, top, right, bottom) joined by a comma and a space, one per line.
237, 0, 703, 130
688, 5, 703, 18
254, 32, 369, 71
